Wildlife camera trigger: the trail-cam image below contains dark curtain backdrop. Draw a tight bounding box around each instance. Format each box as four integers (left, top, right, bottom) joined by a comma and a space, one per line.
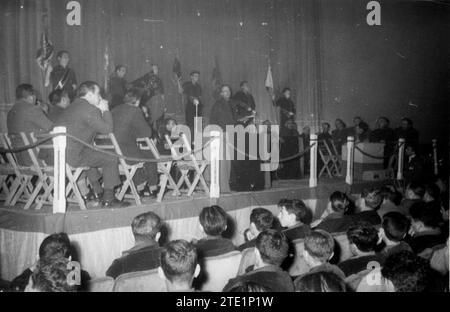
0, 0, 323, 131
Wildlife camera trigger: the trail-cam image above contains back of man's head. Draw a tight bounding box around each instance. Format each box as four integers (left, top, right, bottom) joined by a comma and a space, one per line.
48, 89, 68, 106
380, 186, 402, 206
304, 230, 335, 263
410, 202, 442, 229
124, 88, 142, 105
347, 222, 379, 252
160, 240, 198, 284
278, 199, 313, 225
250, 208, 274, 232
329, 191, 350, 214
255, 230, 288, 266
77, 81, 99, 98
27, 257, 76, 292
381, 250, 432, 292
131, 212, 162, 242
294, 271, 346, 292
39, 233, 71, 261
382, 212, 410, 242
363, 188, 383, 210
16, 84, 34, 100
199, 205, 228, 236
407, 183, 425, 199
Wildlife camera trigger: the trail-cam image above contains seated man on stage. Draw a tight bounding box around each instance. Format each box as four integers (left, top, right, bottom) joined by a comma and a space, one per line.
233, 81, 256, 126
7, 83, 54, 165
55, 81, 128, 208
47, 89, 71, 122
106, 212, 163, 279
111, 88, 159, 197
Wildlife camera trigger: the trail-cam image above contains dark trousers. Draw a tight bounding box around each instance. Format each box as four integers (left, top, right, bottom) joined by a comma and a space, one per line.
72, 148, 121, 190
127, 151, 158, 187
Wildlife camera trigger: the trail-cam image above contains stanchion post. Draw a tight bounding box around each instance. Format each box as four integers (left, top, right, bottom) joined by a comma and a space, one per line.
210, 131, 220, 199
52, 126, 66, 214
397, 138, 405, 181
432, 139, 438, 176
309, 134, 318, 187
345, 136, 354, 185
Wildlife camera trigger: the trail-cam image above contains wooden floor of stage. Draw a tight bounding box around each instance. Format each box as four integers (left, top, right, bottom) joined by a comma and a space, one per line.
0, 176, 388, 215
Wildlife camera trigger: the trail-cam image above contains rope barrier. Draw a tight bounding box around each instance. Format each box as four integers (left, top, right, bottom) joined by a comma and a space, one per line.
353, 141, 405, 160
225, 141, 316, 163
1, 132, 213, 164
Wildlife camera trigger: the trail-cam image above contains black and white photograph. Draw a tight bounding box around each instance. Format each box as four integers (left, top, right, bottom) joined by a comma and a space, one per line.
0, 0, 449, 298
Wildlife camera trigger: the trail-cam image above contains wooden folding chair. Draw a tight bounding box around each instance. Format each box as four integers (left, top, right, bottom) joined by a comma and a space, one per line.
324, 139, 342, 176
136, 137, 180, 202
164, 133, 209, 197
95, 134, 142, 206
29, 133, 88, 210
318, 140, 334, 178
0, 134, 19, 202
2, 133, 53, 210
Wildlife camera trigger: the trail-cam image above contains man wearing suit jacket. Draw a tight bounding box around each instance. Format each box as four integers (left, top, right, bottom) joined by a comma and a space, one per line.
111, 88, 159, 196
55, 81, 128, 208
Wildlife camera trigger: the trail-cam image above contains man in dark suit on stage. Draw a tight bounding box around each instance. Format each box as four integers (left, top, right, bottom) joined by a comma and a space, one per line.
181, 71, 202, 135
55, 81, 128, 208
209, 84, 237, 193
47, 50, 77, 101
233, 81, 256, 125
7, 84, 53, 165
111, 88, 159, 196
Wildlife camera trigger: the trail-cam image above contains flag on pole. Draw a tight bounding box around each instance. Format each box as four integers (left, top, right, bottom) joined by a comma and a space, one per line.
265, 61, 274, 92
212, 56, 222, 100
36, 31, 54, 71
104, 43, 110, 91
173, 57, 182, 80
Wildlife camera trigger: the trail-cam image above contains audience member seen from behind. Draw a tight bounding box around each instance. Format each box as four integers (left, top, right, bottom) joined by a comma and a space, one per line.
194, 205, 236, 258
24, 257, 77, 292
378, 212, 412, 258
158, 240, 200, 292
278, 199, 313, 241
106, 212, 163, 279
10, 232, 90, 292
381, 250, 444, 292
378, 186, 403, 218
293, 230, 345, 281
313, 191, 355, 233
223, 230, 294, 292
294, 271, 346, 292
398, 183, 425, 216
238, 208, 274, 251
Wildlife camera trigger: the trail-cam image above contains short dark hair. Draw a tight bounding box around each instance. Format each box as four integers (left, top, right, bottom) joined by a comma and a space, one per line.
77, 81, 100, 98
424, 183, 441, 202
329, 191, 350, 214
30, 257, 76, 292
15, 84, 35, 100
250, 208, 274, 232
335, 119, 347, 128
322, 122, 331, 128
382, 212, 410, 242
131, 212, 162, 241
282, 87, 291, 94
199, 205, 228, 236
380, 186, 402, 206
410, 202, 442, 228
57, 50, 69, 59
190, 70, 200, 76
39, 233, 71, 260
347, 222, 379, 252
48, 89, 68, 106
362, 188, 383, 210
381, 250, 432, 292
401, 117, 413, 126
228, 280, 271, 292
115, 64, 126, 73
407, 183, 425, 198
294, 271, 346, 292
124, 88, 142, 104
255, 230, 288, 266
357, 121, 369, 132
240, 81, 248, 88
304, 230, 335, 263
160, 240, 197, 283
278, 199, 313, 225
377, 116, 390, 125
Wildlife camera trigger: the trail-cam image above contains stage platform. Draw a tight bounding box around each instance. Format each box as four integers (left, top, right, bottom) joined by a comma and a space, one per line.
0, 178, 387, 280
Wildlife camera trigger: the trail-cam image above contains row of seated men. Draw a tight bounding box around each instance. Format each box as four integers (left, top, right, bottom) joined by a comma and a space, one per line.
2, 179, 448, 292
6, 82, 177, 208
